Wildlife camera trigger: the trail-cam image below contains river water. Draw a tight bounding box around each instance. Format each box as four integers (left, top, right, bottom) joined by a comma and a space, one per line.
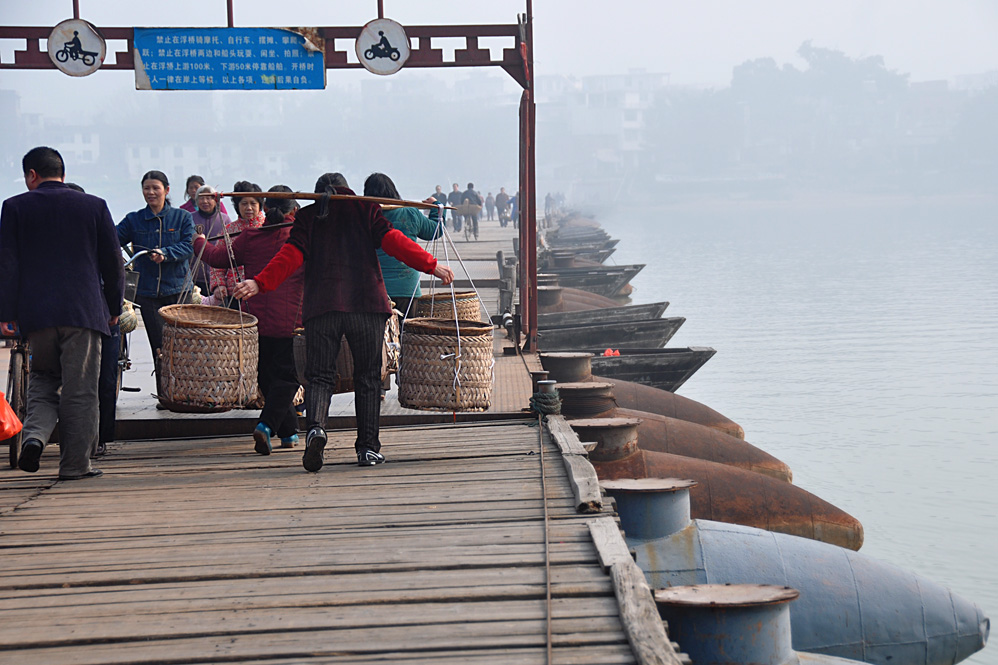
596, 194, 997, 665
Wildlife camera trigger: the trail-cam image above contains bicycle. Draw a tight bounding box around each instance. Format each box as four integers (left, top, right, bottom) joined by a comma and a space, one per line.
464, 214, 480, 242
2, 332, 28, 469
457, 204, 481, 242
116, 250, 150, 397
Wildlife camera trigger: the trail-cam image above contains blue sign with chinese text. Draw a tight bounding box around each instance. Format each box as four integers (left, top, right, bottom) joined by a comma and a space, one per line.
133, 28, 325, 90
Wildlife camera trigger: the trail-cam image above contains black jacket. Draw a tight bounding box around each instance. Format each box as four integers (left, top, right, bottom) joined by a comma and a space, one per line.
0, 181, 124, 336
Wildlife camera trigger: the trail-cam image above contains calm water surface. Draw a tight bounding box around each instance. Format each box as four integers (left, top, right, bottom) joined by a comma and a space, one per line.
598, 195, 997, 664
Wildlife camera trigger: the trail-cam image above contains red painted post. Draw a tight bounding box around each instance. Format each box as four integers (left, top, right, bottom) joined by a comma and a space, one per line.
521, 1, 537, 350
519, 92, 529, 347
227, 0, 234, 28
519, 90, 537, 350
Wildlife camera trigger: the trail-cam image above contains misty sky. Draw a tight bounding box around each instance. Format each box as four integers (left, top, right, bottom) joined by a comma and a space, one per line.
3, 1, 998, 202
3, 0, 998, 94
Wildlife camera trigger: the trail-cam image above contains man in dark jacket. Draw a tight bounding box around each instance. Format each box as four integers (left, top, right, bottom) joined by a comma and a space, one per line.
495, 187, 510, 227
0, 147, 124, 479
461, 182, 483, 240
430, 185, 447, 206
446, 183, 463, 232
429, 185, 448, 225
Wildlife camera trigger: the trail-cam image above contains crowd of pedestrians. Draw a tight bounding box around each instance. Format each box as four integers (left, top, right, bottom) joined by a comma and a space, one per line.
1, 147, 456, 479
430, 182, 518, 234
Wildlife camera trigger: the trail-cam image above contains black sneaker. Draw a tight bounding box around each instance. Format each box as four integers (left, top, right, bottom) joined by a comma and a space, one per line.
357, 448, 385, 466
302, 426, 327, 472
17, 439, 43, 473
58, 468, 103, 481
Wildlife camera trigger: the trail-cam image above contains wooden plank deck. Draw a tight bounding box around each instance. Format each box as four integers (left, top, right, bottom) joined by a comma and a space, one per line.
420, 261, 500, 287
0, 420, 642, 664
71, 323, 538, 443
431, 219, 518, 263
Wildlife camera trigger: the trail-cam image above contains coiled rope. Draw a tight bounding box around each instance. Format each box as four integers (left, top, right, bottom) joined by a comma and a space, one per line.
530, 390, 562, 417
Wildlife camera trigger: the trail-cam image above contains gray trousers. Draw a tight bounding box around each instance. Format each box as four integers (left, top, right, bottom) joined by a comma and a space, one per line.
23, 326, 102, 477
305, 311, 388, 453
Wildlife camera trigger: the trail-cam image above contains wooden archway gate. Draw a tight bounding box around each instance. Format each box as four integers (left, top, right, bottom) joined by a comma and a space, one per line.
0, 2, 539, 349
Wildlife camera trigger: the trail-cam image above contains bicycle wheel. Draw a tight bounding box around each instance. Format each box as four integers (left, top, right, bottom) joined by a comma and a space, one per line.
56, 49, 69, 63
83, 53, 96, 67
118, 333, 140, 393
116, 334, 125, 400
5, 350, 24, 469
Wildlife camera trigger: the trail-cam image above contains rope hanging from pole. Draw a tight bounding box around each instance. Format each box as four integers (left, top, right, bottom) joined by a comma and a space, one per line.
186, 218, 250, 402
397, 203, 494, 414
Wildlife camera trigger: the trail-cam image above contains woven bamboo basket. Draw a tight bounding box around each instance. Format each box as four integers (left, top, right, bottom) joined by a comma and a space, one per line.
413, 291, 483, 322
398, 317, 494, 412
293, 310, 399, 394
158, 305, 259, 413
118, 301, 138, 334
455, 203, 482, 217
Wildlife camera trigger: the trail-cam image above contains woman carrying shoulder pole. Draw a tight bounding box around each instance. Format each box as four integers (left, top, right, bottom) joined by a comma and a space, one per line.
194, 186, 303, 455
210, 181, 264, 308
364, 172, 442, 320
232, 173, 454, 472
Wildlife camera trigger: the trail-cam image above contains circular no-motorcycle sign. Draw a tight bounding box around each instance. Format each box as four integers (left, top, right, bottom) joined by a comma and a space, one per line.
48, 19, 106, 77
356, 19, 409, 76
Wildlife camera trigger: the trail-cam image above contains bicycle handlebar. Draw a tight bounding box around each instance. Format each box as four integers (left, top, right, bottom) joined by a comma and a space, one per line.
123, 249, 156, 269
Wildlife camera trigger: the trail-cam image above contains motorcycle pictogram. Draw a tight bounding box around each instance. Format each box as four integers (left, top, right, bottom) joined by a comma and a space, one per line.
56, 31, 98, 66
364, 31, 400, 61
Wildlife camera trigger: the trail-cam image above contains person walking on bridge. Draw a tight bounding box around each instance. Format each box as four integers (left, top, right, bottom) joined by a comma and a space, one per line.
0, 147, 124, 480
116, 170, 194, 368
447, 183, 463, 232
461, 182, 483, 240
495, 187, 510, 227
232, 174, 454, 471
194, 186, 303, 456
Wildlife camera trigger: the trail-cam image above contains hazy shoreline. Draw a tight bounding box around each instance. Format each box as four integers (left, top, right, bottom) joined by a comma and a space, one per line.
581, 189, 997, 216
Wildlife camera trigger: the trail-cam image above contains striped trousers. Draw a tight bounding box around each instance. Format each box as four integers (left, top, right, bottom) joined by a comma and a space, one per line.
304, 311, 388, 453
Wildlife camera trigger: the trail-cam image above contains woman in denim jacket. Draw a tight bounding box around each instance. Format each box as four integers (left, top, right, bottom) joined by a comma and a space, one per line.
116, 170, 194, 363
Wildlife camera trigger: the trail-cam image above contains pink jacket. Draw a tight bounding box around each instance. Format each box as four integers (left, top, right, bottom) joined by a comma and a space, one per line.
208, 213, 264, 294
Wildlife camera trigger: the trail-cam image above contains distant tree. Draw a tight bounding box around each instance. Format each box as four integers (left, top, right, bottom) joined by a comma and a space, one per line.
947, 85, 998, 178
796, 40, 908, 99
725, 42, 913, 182
731, 57, 801, 101
646, 88, 741, 177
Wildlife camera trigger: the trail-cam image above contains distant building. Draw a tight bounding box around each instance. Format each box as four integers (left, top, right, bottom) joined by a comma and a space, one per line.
953, 71, 998, 92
